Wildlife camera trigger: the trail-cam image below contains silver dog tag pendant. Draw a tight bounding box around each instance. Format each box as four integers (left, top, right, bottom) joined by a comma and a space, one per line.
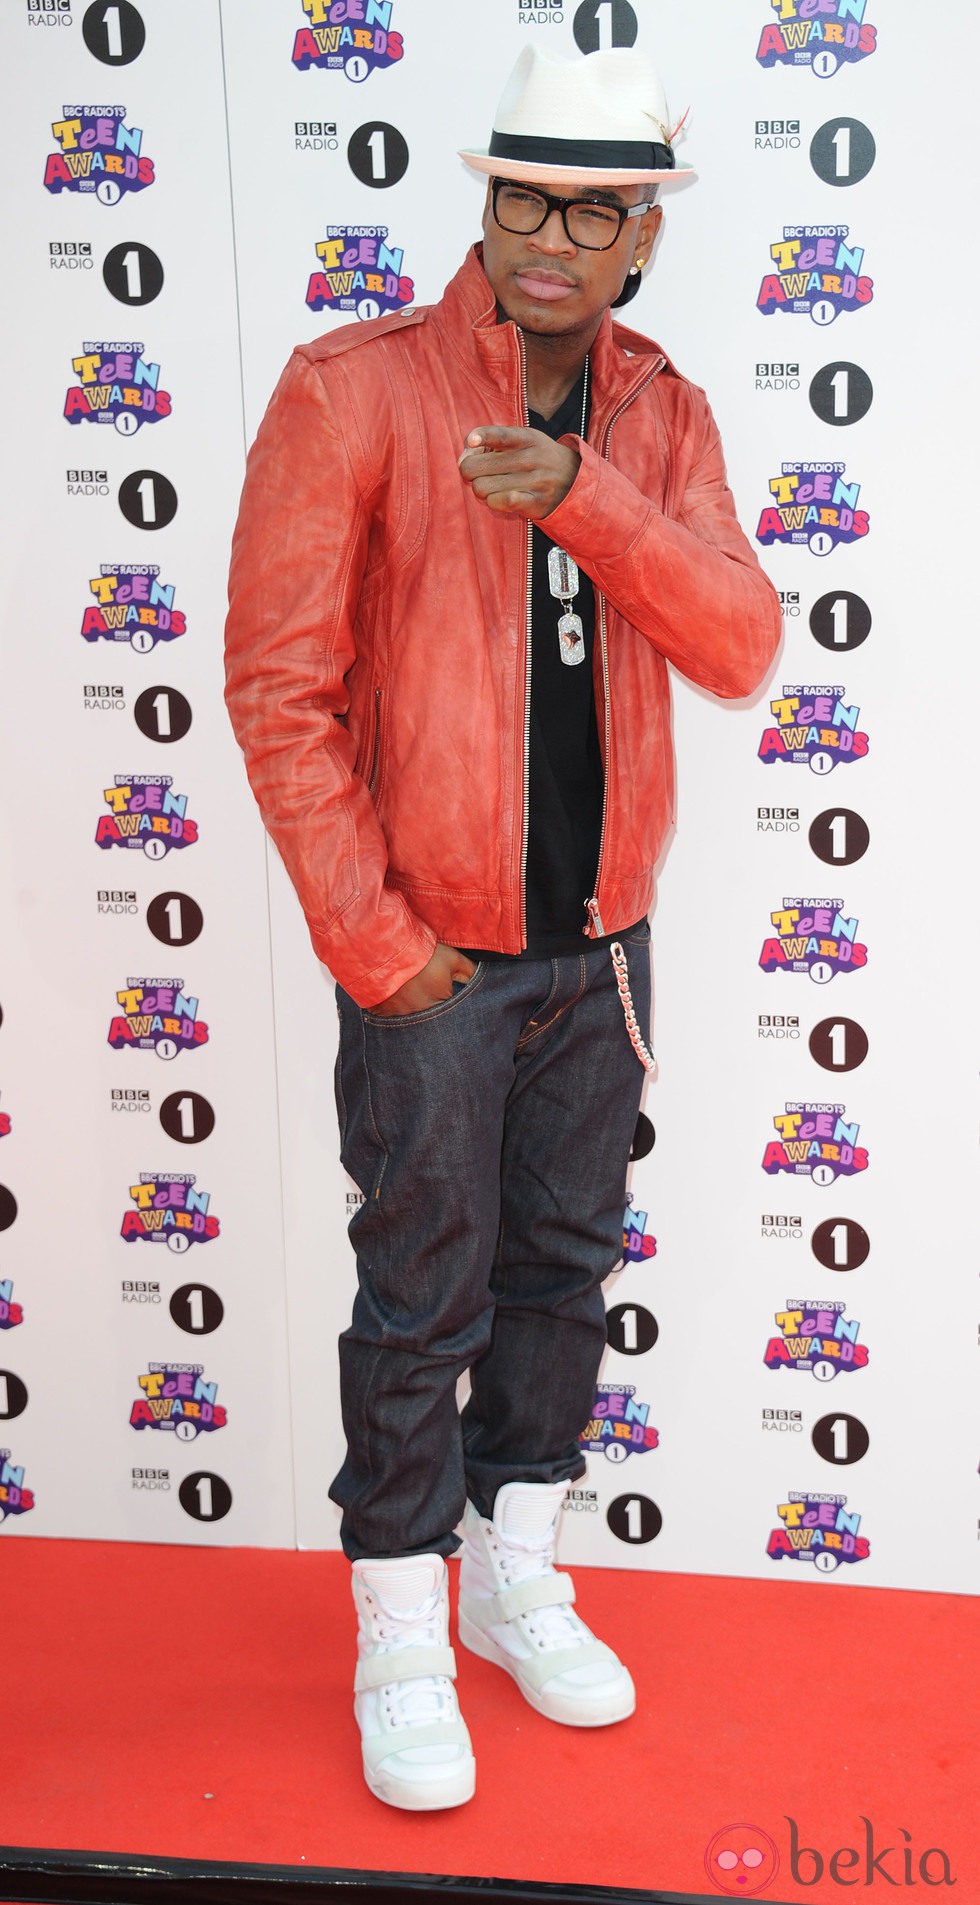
558, 611, 585, 665
548, 547, 579, 600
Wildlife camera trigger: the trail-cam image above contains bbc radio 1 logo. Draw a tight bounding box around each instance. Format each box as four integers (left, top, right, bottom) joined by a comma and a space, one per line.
121, 1173, 220, 1250
754, 117, 800, 154
756, 0, 877, 78
757, 226, 872, 325
97, 778, 198, 857
767, 1493, 870, 1571
760, 897, 867, 981
306, 225, 413, 319
757, 463, 868, 556
108, 978, 209, 1058
0, 1278, 24, 1330
132, 1465, 169, 1489
292, 0, 404, 77
758, 687, 868, 774
763, 1103, 868, 1185
26, 1, 73, 29
579, 1383, 659, 1463
64, 342, 172, 433
129, 1362, 227, 1437
764, 1301, 868, 1379
43, 105, 155, 202
50, 240, 93, 275
518, 0, 565, 21
0, 1450, 35, 1523
623, 1193, 656, 1263
82, 565, 186, 653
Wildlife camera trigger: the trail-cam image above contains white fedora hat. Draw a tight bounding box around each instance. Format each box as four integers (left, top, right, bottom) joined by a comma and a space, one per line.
460, 43, 692, 189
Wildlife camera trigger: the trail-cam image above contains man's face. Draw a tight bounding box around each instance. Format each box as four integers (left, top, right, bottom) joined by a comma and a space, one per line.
481, 177, 662, 340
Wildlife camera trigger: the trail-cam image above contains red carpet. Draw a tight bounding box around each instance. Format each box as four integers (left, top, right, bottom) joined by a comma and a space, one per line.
0, 1540, 976, 1902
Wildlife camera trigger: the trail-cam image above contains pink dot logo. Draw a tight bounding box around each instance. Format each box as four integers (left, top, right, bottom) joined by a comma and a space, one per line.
705, 1823, 780, 1896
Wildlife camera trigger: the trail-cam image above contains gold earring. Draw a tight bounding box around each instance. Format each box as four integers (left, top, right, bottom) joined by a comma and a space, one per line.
630, 258, 645, 276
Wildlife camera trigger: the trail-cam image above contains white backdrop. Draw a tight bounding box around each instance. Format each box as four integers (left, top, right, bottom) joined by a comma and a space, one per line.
1, 0, 976, 1595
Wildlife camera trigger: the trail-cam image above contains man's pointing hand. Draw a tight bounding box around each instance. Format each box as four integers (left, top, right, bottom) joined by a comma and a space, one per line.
459, 425, 579, 519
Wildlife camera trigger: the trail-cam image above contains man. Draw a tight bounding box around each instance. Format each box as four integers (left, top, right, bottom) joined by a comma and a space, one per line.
225, 43, 780, 1812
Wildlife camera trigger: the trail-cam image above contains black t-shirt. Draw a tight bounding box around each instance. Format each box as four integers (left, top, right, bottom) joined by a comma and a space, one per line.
464, 367, 608, 961
523, 372, 604, 954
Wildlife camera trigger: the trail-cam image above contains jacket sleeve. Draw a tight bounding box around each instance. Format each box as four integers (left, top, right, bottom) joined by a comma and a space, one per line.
224, 349, 436, 1008
543, 382, 781, 699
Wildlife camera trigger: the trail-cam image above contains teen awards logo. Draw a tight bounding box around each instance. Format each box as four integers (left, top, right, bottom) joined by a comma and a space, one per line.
757, 226, 872, 325
83, 565, 186, 653
579, 1383, 659, 1463
758, 687, 868, 775
130, 1363, 227, 1437
121, 1173, 220, 1251
623, 1193, 656, 1263
64, 342, 172, 434
97, 778, 198, 858
763, 1103, 868, 1185
0, 1450, 35, 1523
757, 463, 868, 556
760, 897, 867, 981
43, 106, 155, 202
767, 1492, 870, 1570
0, 1097, 10, 1141
756, 0, 876, 77
306, 226, 414, 319
764, 1301, 868, 1379
108, 978, 209, 1058
291, 0, 404, 76
0, 1279, 23, 1330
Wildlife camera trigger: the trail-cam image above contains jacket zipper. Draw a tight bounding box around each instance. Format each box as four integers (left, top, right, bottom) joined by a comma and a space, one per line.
584, 359, 665, 939
518, 331, 533, 947
367, 685, 383, 794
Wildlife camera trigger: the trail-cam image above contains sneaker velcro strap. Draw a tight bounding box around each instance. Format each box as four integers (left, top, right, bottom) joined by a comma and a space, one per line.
354, 1644, 457, 1694
490, 1571, 576, 1624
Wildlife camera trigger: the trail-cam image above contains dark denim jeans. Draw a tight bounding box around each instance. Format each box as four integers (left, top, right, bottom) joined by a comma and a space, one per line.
329, 928, 651, 1560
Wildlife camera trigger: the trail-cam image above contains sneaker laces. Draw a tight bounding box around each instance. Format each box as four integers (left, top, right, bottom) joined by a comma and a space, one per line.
370, 1588, 457, 1729
490, 1525, 590, 1651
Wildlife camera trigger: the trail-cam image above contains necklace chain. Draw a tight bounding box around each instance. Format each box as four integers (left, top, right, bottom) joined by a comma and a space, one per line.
546, 357, 589, 667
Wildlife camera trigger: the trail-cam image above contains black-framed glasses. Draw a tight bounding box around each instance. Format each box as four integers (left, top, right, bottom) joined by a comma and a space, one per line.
491, 177, 652, 252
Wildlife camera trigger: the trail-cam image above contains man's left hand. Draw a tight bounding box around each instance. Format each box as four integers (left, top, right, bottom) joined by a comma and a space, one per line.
459, 425, 579, 519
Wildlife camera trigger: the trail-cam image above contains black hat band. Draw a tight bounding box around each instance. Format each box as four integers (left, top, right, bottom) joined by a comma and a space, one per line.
489, 130, 675, 171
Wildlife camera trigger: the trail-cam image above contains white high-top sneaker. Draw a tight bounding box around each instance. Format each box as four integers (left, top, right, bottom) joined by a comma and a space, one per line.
458, 1480, 635, 1727
351, 1553, 475, 1810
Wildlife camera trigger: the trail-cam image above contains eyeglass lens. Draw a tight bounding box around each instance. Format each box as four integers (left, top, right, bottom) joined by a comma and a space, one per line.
494, 183, 625, 251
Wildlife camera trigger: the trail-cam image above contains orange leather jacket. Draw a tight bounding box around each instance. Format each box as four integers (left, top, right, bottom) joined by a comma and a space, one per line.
225, 246, 781, 1008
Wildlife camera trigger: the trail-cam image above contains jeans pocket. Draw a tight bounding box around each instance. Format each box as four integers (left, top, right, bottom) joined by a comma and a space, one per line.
621, 921, 652, 947
363, 961, 485, 1027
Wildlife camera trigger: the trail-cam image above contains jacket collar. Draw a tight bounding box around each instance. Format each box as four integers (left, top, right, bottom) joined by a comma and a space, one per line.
432, 244, 672, 431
